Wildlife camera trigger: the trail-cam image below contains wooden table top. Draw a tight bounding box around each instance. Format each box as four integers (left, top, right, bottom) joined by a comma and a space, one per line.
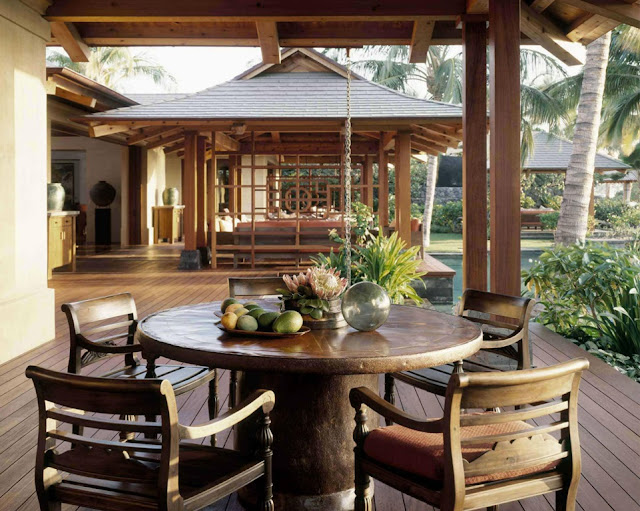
137, 301, 483, 375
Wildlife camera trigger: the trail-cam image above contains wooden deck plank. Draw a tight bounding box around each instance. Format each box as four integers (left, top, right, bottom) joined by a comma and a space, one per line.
0, 248, 638, 510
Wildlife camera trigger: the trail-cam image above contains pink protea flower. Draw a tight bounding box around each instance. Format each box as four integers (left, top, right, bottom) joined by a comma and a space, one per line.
309, 266, 348, 300
282, 270, 311, 293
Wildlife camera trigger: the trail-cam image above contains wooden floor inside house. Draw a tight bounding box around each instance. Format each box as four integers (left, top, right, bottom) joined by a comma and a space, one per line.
1, 248, 639, 511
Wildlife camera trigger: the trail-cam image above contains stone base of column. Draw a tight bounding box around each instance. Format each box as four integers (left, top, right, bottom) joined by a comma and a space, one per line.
178, 250, 202, 270
197, 246, 212, 267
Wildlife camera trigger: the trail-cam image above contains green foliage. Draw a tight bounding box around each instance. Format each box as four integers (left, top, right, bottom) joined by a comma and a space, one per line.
523, 243, 640, 377
354, 232, 426, 305
521, 195, 536, 209
277, 287, 331, 316
520, 173, 565, 209
546, 195, 562, 211
432, 201, 463, 233
609, 207, 640, 236
595, 198, 630, 222
540, 212, 560, 231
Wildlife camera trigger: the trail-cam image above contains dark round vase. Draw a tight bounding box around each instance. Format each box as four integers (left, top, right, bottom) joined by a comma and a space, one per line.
162, 187, 179, 206
90, 180, 116, 207
47, 183, 65, 211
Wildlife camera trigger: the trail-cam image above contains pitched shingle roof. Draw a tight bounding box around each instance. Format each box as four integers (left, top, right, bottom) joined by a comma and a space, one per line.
525, 132, 631, 171
124, 93, 187, 105
86, 72, 462, 121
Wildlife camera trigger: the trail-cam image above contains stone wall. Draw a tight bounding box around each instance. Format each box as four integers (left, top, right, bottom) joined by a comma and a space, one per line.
434, 187, 462, 204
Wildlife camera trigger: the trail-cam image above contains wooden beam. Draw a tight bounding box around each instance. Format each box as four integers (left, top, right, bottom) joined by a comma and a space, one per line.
49, 21, 90, 62
362, 155, 374, 207
566, 13, 618, 43
382, 132, 396, 151
378, 132, 390, 228
196, 136, 207, 249
145, 132, 184, 150
235, 141, 379, 155
51, 86, 97, 108
466, 0, 489, 13
558, 0, 640, 30
520, 0, 586, 66
409, 19, 434, 63
127, 126, 181, 145
88, 124, 130, 138
210, 131, 218, 268
214, 131, 240, 152
490, 0, 521, 295
463, 20, 488, 291
395, 131, 412, 245
411, 135, 448, 154
183, 132, 198, 252
411, 127, 460, 148
530, 0, 555, 13
256, 21, 281, 64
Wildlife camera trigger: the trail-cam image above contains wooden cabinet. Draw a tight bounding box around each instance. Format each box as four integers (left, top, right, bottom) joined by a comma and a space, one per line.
152, 205, 184, 244
48, 212, 78, 278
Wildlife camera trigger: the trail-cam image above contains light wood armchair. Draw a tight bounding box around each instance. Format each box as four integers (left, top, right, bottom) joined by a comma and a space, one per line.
62, 293, 217, 441
385, 289, 536, 409
27, 365, 275, 511
351, 358, 589, 511
226, 276, 284, 408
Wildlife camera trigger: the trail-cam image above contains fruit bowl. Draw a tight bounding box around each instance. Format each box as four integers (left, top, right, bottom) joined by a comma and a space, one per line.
214, 321, 310, 338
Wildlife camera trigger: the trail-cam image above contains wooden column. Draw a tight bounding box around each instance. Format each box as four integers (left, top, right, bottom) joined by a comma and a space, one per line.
209, 131, 218, 268
196, 136, 207, 249
395, 131, 412, 245
362, 154, 374, 208
378, 133, 389, 229
490, 0, 521, 295
183, 131, 198, 251
463, 21, 488, 291
228, 154, 236, 212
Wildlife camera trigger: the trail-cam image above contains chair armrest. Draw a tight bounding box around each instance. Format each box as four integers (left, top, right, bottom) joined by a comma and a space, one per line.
179, 389, 275, 440
77, 334, 143, 354
349, 387, 442, 433
480, 329, 524, 350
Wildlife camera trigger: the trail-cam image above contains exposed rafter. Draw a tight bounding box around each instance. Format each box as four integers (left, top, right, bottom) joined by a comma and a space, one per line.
49, 21, 90, 62
145, 132, 185, 150
559, 0, 640, 29
256, 21, 281, 64
565, 13, 618, 43
88, 124, 130, 137
214, 132, 240, 152
530, 0, 555, 13
126, 126, 181, 145
409, 19, 434, 63
520, 0, 586, 66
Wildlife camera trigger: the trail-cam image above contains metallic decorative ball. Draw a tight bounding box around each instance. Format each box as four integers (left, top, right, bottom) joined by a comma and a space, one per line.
341, 281, 391, 332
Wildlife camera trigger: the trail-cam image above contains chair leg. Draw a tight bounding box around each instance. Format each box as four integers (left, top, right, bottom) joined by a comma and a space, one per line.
257, 411, 274, 511
487, 506, 499, 511
229, 370, 238, 409
208, 369, 219, 446
354, 459, 374, 511
119, 415, 136, 441
556, 486, 576, 511
383, 374, 395, 426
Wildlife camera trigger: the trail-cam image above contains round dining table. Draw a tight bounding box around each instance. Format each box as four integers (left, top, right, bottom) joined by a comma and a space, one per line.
137, 300, 482, 511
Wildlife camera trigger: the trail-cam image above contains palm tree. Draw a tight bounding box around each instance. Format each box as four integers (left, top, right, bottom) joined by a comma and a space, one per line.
555, 33, 612, 245
47, 47, 176, 92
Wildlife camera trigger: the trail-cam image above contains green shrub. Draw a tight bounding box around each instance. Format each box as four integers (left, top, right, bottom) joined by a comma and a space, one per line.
610, 208, 640, 236
595, 198, 630, 222
544, 195, 562, 211
432, 201, 463, 233
521, 195, 535, 209
540, 212, 559, 230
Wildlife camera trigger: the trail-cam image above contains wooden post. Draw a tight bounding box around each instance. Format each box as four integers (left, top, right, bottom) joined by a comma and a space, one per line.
463, 21, 488, 291
196, 135, 207, 249
395, 131, 412, 245
490, 0, 521, 296
378, 133, 389, 229
362, 154, 374, 208
182, 132, 197, 252
209, 131, 218, 268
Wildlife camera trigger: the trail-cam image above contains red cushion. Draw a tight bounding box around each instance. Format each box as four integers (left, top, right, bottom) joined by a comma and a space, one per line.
363, 419, 559, 485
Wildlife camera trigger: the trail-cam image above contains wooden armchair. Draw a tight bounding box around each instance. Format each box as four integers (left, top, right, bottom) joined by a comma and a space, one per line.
350, 358, 589, 511
385, 289, 535, 407
26, 365, 275, 511
227, 276, 284, 408
61, 293, 217, 440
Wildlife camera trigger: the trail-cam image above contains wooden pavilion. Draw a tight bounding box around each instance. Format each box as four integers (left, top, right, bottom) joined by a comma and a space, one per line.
77, 48, 464, 269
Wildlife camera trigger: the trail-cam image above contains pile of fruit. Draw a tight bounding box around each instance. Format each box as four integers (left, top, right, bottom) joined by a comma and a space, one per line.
219, 298, 304, 334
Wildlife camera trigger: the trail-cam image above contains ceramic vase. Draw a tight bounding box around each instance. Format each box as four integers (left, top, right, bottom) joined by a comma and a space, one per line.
90, 180, 116, 207
163, 187, 179, 206
47, 183, 65, 211
283, 298, 346, 330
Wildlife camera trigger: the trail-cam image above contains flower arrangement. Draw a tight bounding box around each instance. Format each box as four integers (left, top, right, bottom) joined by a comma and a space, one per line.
278, 266, 348, 320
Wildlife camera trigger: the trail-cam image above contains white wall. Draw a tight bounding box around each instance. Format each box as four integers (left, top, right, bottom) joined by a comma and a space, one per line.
141, 148, 167, 244
165, 153, 182, 203
51, 137, 127, 244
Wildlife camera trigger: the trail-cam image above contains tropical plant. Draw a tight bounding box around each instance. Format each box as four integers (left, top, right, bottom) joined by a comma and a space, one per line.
354, 232, 425, 305
431, 201, 463, 233
46, 47, 176, 91
594, 198, 630, 222
278, 267, 348, 319
540, 212, 560, 231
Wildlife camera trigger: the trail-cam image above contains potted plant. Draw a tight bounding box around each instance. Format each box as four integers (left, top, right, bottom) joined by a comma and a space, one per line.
278, 266, 348, 329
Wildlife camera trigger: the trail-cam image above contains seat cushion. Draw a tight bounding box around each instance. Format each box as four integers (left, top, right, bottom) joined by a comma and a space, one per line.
363, 420, 559, 485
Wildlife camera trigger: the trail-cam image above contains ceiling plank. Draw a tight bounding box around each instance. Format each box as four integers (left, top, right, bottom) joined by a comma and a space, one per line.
559, 0, 640, 30
256, 21, 281, 64
409, 19, 435, 63
49, 22, 90, 62
520, 0, 586, 66
126, 126, 181, 145
529, 0, 555, 13
88, 124, 130, 137
566, 13, 618, 42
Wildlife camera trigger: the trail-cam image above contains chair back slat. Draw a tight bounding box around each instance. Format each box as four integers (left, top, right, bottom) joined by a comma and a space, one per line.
228, 277, 285, 298
81, 320, 135, 337
47, 408, 162, 435
460, 289, 532, 324
64, 293, 137, 327
460, 400, 568, 427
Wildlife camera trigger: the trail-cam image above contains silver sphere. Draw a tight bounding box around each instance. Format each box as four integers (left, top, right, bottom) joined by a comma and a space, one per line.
341, 282, 391, 331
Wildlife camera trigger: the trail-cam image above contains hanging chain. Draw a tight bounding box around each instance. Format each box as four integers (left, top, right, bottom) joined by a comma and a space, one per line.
344, 48, 353, 286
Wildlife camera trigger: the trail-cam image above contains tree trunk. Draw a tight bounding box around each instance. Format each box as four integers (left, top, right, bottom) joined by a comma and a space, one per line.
555, 32, 611, 245
422, 155, 438, 249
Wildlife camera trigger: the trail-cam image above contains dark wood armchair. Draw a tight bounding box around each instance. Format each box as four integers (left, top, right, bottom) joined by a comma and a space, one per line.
385, 289, 536, 408
61, 293, 217, 440
26, 365, 275, 511
351, 358, 589, 511
226, 276, 284, 408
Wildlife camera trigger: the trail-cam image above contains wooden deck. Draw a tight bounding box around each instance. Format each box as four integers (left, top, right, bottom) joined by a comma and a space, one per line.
1, 254, 639, 510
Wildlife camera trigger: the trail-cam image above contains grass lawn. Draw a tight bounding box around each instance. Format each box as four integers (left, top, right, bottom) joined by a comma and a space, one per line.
424, 232, 554, 253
